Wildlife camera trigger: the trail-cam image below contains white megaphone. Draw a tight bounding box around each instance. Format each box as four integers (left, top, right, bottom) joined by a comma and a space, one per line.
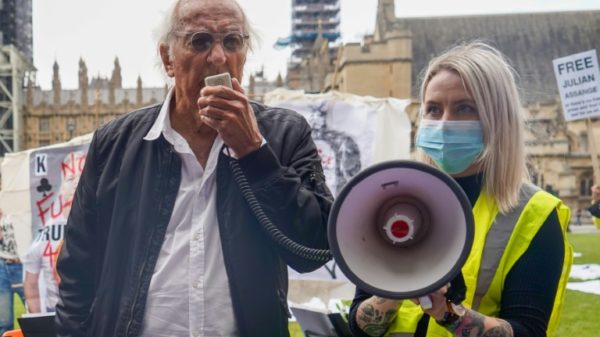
328, 160, 474, 303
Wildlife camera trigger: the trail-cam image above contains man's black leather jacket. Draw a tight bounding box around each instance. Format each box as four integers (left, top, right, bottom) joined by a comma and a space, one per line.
55, 102, 332, 337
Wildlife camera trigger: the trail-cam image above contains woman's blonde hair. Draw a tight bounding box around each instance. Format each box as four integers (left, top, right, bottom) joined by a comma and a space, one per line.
417, 41, 528, 214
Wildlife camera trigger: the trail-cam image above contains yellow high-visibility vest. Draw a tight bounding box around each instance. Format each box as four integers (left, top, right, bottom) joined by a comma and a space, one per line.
384, 183, 572, 337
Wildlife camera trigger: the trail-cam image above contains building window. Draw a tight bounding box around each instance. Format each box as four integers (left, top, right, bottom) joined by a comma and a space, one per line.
580, 132, 588, 153
66, 118, 76, 138
39, 140, 50, 147
39, 117, 50, 132
580, 173, 593, 196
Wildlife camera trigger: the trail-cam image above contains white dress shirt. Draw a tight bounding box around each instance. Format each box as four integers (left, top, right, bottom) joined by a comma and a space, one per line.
139, 89, 239, 337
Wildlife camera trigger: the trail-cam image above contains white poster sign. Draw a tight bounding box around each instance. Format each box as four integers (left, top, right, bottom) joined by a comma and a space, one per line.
265, 89, 412, 282
553, 49, 600, 121
0, 133, 92, 258
265, 89, 412, 197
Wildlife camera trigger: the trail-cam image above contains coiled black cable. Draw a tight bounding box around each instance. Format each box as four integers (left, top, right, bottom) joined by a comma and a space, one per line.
228, 155, 332, 262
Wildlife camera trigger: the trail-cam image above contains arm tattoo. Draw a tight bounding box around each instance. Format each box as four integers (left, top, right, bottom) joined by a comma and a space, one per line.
455, 310, 486, 337
375, 297, 388, 305
357, 303, 397, 336
453, 310, 513, 337
481, 320, 513, 337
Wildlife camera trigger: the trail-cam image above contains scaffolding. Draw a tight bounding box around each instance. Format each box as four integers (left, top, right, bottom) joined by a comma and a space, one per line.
0, 44, 35, 156
291, 0, 340, 60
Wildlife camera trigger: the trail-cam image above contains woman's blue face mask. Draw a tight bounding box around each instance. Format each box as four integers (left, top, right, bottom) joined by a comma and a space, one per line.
416, 119, 484, 175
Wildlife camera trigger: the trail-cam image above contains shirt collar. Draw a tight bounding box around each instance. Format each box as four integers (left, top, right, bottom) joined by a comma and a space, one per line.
143, 87, 174, 142
143, 87, 228, 157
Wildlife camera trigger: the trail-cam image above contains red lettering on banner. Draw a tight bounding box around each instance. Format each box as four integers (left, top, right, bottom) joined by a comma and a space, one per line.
35, 151, 86, 226
61, 152, 86, 180
42, 241, 58, 268
36, 192, 53, 226
36, 192, 73, 226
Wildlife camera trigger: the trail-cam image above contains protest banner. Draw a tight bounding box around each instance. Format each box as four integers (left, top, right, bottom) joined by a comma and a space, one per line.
265, 89, 411, 284
553, 50, 600, 182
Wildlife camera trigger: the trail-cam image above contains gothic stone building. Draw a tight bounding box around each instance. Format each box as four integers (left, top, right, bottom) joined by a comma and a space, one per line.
292, 0, 600, 219
22, 2, 600, 219
23, 58, 278, 149
24, 58, 167, 148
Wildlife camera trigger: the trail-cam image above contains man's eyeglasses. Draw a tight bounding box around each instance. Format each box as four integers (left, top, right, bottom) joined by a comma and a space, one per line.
171, 31, 249, 53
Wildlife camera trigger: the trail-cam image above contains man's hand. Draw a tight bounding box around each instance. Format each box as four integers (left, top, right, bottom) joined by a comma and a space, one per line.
592, 184, 600, 203
198, 78, 262, 158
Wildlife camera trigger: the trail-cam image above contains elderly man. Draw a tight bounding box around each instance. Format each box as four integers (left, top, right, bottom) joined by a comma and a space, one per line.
55, 0, 332, 336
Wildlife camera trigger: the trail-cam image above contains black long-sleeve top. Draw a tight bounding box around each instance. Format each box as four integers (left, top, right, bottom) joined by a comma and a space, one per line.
349, 174, 565, 337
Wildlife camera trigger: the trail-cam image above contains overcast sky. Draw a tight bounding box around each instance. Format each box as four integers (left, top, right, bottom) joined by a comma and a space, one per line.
32, 0, 600, 90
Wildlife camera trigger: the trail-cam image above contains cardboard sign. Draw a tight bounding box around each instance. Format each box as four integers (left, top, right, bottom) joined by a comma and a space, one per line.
553, 49, 600, 121
29, 144, 89, 238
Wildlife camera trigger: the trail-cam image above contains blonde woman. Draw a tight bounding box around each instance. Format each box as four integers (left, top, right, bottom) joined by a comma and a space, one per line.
349, 42, 572, 337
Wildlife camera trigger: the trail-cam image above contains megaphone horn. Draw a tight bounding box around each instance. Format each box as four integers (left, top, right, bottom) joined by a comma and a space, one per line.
377, 195, 430, 247
328, 160, 474, 300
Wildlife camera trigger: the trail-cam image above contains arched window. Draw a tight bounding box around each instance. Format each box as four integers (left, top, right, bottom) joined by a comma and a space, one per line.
580, 171, 593, 196
580, 132, 589, 153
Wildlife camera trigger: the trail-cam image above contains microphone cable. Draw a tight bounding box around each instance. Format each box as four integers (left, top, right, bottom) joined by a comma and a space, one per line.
227, 150, 332, 263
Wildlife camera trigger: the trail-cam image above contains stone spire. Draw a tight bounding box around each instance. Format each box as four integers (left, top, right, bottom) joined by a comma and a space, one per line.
375, 0, 396, 40
52, 60, 61, 107
136, 75, 143, 106
94, 87, 101, 127
111, 57, 122, 89
78, 58, 89, 109
375, 0, 410, 41
26, 75, 34, 109
276, 72, 284, 87
108, 79, 116, 107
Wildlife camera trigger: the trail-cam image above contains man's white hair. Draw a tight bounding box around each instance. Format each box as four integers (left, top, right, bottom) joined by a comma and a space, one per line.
154, 0, 258, 59
153, 0, 259, 84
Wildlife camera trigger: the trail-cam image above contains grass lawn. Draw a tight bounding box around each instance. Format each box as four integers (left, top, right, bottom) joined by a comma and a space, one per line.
555, 289, 600, 337
554, 232, 600, 337
12, 234, 598, 336
290, 232, 600, 337
13, 293, 24, 329
567, 232, 600, 264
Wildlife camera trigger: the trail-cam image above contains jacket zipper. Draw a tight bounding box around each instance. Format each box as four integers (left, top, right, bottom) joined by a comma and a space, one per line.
124, 146, 173, 337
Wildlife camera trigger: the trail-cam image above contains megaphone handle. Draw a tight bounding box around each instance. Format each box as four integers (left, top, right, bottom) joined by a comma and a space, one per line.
419, 296, 433, 310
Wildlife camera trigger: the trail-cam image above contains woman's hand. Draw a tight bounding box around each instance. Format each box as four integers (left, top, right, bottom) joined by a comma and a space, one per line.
411, 284, 449, 321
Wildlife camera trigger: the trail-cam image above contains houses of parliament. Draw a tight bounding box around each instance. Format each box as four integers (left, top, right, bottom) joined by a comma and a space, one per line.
12, 0, 600, 219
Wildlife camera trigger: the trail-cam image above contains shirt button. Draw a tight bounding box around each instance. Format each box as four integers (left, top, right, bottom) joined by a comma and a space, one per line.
193, 280, 202, 289
193, 232, 201, 241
